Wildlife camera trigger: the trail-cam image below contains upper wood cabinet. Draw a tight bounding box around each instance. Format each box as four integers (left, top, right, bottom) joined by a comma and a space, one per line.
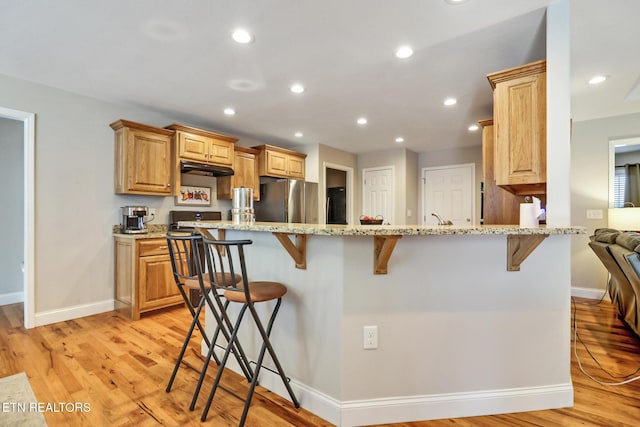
480, 119, 521, 225
166, 124, 237, 167
487, 59, 546, 195
254, 144, 306, 179
217, 146, 260, 200
111, 119, 174, 196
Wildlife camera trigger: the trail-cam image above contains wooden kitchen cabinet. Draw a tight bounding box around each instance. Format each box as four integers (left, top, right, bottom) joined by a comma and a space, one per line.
487, 60, 546, 195
217, 145, 260, 200
114, 237, 183, 320
111, 119, 174, 195
166, 124, 237, 167
166, 124, 238, 196
480, 119, 521, 224
254, 144, 306, 179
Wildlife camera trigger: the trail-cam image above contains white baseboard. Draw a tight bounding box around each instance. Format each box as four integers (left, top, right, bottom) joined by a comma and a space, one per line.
339, 384, 573, 426
34, 299, 115, 327
571, 286, 610, 301
0, 291, 24, 306
213, 347, 573, 426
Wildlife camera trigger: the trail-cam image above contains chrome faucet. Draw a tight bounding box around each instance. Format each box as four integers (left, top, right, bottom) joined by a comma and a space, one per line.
431, 213, 453, 225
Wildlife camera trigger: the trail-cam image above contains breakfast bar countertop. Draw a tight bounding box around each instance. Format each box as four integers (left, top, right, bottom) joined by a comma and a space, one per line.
176, 220, 586, 236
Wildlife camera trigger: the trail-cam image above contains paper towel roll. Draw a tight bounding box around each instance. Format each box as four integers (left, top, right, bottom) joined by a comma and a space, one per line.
520, 203, 539, 228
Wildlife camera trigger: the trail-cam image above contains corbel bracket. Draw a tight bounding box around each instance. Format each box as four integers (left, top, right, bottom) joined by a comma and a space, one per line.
273, 233, 307, 269
373, 235, 402, 274
507, 234, 548, 271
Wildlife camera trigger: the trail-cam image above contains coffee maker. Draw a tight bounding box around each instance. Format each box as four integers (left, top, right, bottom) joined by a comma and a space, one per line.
121, 206, 152, 234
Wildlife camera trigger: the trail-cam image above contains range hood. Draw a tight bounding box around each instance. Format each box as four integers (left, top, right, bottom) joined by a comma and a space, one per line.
180, 160, 234, 177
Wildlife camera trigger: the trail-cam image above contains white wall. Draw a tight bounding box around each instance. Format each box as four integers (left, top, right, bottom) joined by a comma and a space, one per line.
571, 112, 640, 291
0, 117, 24, 300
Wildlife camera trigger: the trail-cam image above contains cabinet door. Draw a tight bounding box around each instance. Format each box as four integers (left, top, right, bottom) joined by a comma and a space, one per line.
287, 155, 305, 179
138, 254, 182, 311
177, 131, 211, 163
209, 139, 234, 166
126, 129, 172, 195
265, 150, 289, 177
235, 151, 259, 198
217, 150, 259, 200
494, 71, 546, 193
481, 123, 521, 224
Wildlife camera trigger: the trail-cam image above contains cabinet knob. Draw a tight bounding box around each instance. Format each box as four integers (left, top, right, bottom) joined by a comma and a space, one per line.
166, 183, 171, 187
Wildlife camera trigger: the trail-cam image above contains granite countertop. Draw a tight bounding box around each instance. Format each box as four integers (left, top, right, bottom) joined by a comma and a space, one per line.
112, 224, 178, 239
175, 220, 586, 236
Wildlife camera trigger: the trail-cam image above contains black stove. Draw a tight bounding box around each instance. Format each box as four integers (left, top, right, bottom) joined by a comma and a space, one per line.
168, 210, 222, 231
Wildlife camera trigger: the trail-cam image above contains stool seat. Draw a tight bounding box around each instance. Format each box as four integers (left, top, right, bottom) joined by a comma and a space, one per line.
185, 272, 242, 290
224, 281, 287, 303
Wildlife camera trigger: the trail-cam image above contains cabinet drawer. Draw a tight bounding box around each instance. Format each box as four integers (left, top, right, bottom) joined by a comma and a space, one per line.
138, 239, 169, 257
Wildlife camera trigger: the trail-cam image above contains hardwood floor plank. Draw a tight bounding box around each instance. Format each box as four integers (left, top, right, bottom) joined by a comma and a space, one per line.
2, 297, 640, 426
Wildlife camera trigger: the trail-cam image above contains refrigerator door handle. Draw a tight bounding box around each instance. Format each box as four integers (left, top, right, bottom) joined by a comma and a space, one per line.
326, 197, 331, 222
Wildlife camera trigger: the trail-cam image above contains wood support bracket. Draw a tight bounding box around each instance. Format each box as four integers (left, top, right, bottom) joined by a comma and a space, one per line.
273, 233, 307, 269
507, 234, 548, 271
373, 235, 402, 274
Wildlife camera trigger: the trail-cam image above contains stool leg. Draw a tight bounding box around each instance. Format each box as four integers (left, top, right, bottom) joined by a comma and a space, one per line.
190, 297, 252, 410
200, 304, 248, 421
166, 294, 212, 392
213, 294, 254, 381
238, 298, 300, 426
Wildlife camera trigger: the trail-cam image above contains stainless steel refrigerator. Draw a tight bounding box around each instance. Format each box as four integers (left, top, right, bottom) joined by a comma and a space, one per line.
254, 179, 319, 223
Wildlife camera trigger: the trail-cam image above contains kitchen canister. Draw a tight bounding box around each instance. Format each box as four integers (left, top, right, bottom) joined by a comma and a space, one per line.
232, 187, 255, 224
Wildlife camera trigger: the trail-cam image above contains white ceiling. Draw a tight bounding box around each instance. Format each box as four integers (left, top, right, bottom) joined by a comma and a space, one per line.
1, 0, 639, 154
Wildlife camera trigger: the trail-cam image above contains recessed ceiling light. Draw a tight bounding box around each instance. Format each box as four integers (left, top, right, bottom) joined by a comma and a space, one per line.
468, 124, 479, 131
443, 97, 457, 106
223, 107, 236, 116
588, 75, 607, 85
357, 117, 368, 125
290, 84, 305, 94
231, 28, 254, 44
445, 0, 469, 4
294, 132, 303, 138
395, 137, 404, 143
395, 46, 414, 59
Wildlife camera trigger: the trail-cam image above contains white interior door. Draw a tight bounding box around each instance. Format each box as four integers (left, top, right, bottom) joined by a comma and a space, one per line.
363, 167, 394, 224
422, 164, 474, 225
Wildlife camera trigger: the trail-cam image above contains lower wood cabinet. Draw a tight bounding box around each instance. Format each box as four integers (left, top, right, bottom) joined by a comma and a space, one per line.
114, 236, 182, 320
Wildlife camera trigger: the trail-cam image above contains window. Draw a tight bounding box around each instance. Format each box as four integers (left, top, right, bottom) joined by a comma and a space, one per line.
614, 166, 626, 208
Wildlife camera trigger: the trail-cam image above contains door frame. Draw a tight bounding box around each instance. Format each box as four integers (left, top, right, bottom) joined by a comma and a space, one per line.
421, 163, 475, 225
322, 162, 354, 225
362, 165, 395, 225
0, 107, 35, 328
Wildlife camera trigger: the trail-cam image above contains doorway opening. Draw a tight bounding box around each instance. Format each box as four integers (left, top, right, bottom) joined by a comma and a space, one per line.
0, 107, 35, 328
362, 166, 395, 225
323, 163, 354, 225
421, 163, 475, 226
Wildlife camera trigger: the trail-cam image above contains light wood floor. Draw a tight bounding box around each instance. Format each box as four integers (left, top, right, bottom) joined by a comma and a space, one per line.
1, 297, 639, 426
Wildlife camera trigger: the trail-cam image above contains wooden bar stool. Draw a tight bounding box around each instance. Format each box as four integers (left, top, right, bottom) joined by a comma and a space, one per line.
195, 236, 300, 426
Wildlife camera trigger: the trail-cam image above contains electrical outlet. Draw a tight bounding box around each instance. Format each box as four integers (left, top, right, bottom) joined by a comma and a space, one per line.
363, 325, 378, 349
586, 209, 603, 219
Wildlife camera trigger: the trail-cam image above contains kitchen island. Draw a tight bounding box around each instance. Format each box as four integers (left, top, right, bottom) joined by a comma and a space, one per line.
179, 221, 584, 426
